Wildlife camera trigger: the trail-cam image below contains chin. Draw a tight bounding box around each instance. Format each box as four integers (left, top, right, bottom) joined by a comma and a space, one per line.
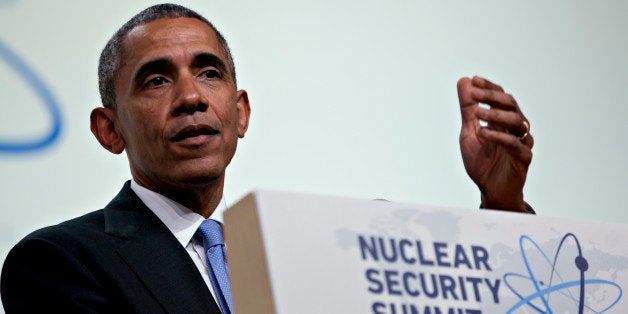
169, 162, 226, 187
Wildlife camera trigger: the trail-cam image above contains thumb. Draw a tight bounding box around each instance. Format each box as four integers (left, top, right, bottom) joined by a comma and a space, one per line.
457, 77, 479, 129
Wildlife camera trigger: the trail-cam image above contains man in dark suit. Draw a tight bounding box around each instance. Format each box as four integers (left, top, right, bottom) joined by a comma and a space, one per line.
1, 3, 534, 313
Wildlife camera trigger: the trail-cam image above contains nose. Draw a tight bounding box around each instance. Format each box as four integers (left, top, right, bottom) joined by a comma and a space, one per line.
172, 74, 208, 115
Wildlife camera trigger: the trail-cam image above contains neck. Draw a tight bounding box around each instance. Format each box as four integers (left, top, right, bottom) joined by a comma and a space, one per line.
134, 176, 225, 218
164, 182, 223, 218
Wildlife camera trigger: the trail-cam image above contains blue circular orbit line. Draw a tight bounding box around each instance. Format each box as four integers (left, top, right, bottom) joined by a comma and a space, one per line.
519, 235, 554, 312
0, 37, 63, 153
504, 234, 623, 313
506, 279, 622, 313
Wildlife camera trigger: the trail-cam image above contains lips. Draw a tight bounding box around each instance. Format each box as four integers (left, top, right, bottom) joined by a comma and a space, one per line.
170, 124, 219, 142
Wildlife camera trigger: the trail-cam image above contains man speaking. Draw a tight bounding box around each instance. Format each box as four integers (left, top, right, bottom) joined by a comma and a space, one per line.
1, 3, 533, 313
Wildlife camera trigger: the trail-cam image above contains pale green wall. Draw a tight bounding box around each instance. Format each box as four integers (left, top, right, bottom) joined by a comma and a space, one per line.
1, 0, 627, 272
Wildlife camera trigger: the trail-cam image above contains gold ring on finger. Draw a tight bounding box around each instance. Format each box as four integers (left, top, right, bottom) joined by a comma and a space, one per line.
519, 120, 529, 141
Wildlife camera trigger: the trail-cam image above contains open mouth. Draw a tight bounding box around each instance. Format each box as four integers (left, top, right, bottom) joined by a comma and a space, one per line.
170, 125, 219, 142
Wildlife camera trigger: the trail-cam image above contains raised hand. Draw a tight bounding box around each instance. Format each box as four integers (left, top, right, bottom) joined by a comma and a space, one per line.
457, 76, 533, 212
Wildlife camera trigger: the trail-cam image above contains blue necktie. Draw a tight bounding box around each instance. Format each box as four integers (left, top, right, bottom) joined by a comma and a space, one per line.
196, 219, 233, 314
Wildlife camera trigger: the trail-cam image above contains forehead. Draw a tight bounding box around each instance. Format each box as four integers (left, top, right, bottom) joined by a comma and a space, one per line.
119, 17, 225, 71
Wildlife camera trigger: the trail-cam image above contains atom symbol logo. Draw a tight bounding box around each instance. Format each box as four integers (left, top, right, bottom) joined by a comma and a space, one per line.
504, 233, 622, 313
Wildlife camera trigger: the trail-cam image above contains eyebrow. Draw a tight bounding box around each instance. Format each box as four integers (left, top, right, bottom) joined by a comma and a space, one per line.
191, 52, 228, 75
132, 57, 172, 87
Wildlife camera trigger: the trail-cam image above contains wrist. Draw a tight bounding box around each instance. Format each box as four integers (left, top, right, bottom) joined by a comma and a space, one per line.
480, 193, 527, 213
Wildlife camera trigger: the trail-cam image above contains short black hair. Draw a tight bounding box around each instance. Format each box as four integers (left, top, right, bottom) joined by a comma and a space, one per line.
98, 3, 236, 109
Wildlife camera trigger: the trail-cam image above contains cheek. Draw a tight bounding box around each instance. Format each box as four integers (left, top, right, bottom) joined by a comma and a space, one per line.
223, 110, 242, 141
211, 95, 239, 129
121, 109, 163, 147
218, 109, 241, 155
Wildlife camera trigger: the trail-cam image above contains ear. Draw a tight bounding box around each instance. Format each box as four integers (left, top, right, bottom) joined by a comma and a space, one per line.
235, 90, 251, 138
90, 107, 126, 154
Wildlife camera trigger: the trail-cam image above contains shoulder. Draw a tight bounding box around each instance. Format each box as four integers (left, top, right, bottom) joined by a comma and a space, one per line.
15, 181, 143, 250
3, 210, 110, 273
0, 210, 115, 311
0, 205, 148, 311
30, 209, 105, 238
15, 210, 108, 254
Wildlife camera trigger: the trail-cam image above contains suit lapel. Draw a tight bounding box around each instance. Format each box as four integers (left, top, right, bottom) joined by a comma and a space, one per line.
103, 182, 221, 313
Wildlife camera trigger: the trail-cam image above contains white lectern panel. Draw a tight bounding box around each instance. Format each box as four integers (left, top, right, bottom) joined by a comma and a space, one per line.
224, 191, 627, 313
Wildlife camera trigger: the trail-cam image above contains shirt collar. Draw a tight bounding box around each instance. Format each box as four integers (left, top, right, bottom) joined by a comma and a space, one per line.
130, 180, 227, 247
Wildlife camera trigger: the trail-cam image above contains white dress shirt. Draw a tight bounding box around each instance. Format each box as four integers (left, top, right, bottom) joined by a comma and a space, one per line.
130, 180, 226, 305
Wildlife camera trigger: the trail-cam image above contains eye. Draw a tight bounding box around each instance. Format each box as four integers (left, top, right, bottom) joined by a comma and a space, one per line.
144, 76, 167, 88
201, 69, 221, 79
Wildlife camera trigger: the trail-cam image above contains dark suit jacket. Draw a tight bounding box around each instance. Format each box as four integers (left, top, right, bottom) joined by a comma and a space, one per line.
1, 182, 222, 313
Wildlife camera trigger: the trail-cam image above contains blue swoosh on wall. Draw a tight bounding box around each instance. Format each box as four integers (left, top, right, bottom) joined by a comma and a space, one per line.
0, 37, 63, 153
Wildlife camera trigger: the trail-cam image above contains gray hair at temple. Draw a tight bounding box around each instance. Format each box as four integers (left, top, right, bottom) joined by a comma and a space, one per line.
98, 3, 236, 110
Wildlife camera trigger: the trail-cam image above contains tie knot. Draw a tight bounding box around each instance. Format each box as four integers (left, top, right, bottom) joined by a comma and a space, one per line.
196, 219, 224, 248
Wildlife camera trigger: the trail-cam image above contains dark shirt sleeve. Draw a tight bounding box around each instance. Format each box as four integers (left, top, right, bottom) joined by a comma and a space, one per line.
524, 202, 536, 214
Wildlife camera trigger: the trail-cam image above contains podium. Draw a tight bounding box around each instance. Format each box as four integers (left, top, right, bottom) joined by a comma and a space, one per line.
224, 191, 627, 313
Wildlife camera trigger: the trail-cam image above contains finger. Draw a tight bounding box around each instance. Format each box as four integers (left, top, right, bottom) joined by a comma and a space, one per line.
472, 76, 504, 92
478, 127, 534, 156
457, 77, 479, 126
457, 77, 475, 109
476, 107, 529, 137
479, 123, 534, 149
522, 132, 534, 148
471, 89, 520, 112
